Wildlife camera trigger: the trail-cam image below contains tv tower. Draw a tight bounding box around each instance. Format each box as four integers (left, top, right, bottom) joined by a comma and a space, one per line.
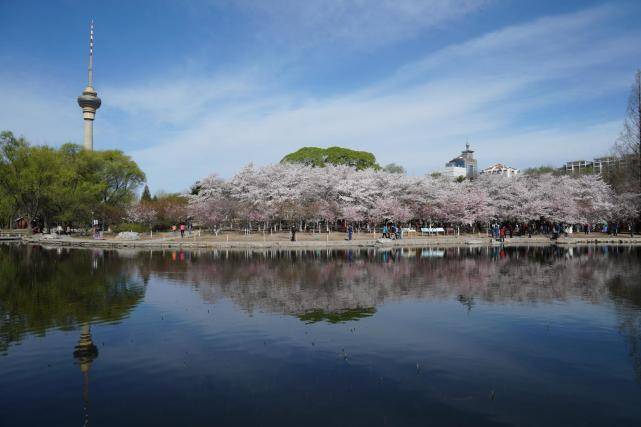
77, 20, 101, 151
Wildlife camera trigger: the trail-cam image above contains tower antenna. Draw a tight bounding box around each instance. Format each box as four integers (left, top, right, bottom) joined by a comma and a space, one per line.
88, 20, 94, 86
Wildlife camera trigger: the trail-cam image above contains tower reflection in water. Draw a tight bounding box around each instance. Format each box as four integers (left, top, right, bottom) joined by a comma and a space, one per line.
73, 323, 98, 427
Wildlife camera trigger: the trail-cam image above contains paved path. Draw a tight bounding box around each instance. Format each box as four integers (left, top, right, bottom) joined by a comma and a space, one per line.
20, 234, 641, 250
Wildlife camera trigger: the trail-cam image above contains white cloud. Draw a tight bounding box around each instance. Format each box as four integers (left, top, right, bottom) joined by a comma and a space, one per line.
226, 0, 490, 50
104, 75, 257, 126
471, 120, 623, 171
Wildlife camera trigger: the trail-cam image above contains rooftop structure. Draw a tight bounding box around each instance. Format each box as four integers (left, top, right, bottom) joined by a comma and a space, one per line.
77, 20, 101, 151
481, 163, 520, 177
445, 143, 478, 178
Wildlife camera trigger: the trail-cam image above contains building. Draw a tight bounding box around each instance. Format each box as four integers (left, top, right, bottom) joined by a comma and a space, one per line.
445, 143, 478, 178
564, 156, 628, 175
593, 156, 621, 174
480, 163, 520, 177
77, 21, 101, 151
564, 160, 592, 174
14, 217, 29, 229
442, 165, 467, 179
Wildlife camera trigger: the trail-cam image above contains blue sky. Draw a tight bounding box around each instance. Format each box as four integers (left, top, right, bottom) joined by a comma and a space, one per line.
1, 0, 640, 192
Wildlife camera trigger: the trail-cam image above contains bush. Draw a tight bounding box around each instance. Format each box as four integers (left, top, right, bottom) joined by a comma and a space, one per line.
111, 223, 149, 233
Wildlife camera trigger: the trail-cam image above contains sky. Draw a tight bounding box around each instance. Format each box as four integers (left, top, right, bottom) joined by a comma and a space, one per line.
1, 0, 640, 193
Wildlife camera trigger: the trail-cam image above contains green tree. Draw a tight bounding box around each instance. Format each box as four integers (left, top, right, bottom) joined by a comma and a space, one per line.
523, 166, 560, 176
93, 150, 146, 226
0, 132, 61, 230
141, 184, 152, 202
0, 131, 146, 230
281, 146, 380, 170
45, 144, 103, 227
383, 163, 406, 174
0, 131, 26, 227
0, 186, 14, 228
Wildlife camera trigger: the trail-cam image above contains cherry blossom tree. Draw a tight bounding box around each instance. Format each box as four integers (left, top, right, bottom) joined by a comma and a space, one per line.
187, 163, 624, 234
126, 202, 157, 236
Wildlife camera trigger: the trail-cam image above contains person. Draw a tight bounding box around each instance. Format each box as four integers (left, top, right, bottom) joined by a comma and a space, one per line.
180, 223, 185, 238
391, 224, 397, 240
382, 224, 388, 239
347, 224, 353, 241
629, 223, 633, 238
290, 225, 297, 242
508, 225, 513, 239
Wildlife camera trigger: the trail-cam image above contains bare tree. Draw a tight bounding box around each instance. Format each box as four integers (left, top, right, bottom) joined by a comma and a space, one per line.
614, 70, 641, 193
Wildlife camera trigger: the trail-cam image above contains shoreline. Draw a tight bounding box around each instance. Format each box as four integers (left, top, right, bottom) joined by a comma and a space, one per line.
18, 234, 641, 250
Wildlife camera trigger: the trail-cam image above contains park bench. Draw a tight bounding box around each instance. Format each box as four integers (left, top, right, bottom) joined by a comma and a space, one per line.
421, 227, 445, 236
401, 228, 416, 236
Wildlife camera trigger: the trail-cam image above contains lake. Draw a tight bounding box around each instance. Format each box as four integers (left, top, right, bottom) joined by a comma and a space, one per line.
1, 244, 640, 426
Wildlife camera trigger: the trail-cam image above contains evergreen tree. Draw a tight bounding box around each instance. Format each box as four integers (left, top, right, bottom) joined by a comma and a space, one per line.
141, 185, 152, 202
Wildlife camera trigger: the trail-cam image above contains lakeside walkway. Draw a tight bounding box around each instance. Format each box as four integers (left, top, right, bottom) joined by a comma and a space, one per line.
19, 231, 641, 250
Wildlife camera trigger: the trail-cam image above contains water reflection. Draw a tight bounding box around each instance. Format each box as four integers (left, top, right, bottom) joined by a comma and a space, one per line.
0, 244, 145, 353
608, 273, 641, 382
74, 323, 98, 427
1, 244, 641, 426
130, 245, 641, 383
129, 246, 640, 317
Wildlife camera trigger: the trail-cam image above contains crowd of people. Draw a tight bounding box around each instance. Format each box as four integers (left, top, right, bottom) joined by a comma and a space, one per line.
381, 223, 403, 240
488, 221, 635, 241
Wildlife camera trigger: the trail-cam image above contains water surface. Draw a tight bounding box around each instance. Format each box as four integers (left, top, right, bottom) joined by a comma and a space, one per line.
1, 244, 641, 426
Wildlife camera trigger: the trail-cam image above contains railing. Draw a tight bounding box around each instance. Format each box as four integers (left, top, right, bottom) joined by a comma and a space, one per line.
0, 229, 28, 240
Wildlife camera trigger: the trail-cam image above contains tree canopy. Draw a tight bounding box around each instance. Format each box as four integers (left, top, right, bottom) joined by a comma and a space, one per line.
0, 131, 145, 229
189, 162, 626, 230
383, 163, 406, 174
281, 146, 380, 170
